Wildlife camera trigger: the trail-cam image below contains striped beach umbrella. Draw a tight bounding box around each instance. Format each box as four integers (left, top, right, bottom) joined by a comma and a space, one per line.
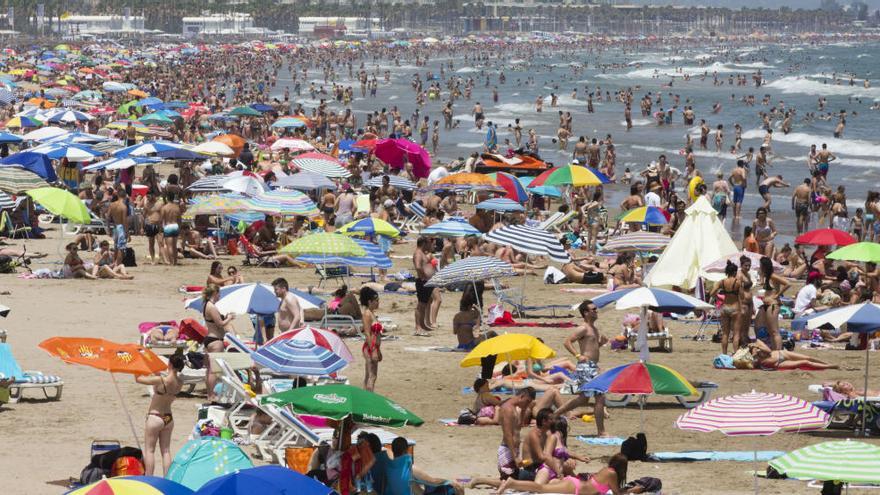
82, 156, 161, 172
619, 205, 670, 225
0, 132, 22, 144
0, 190, 14, 210
65, 476, 193, 495
114, 140, 201, 160
274, 171, 336, 191
338, 217, 401, 238
426, 256, 516, 287
529, 165, 610, 188
592, 287, 712, 313
0, 88, 15, 105
296, 237, 392, 269
246, 189, 319, 217
420, 219, 482, 238
5, 116, 42, 129
281, 232, 366, 257
602, 232, 670, 253
22, 126, 66, 142
0, 167, 50, 193
676, 391, 830, 436
484, 224, 570, 263
185, 283, 323, 315
251, 339, 347, 376
363, 174, 417, 190
270, 138, 314, 152
476, 197, 526, 212
768, 440, 880, 484
183, 194, 252, 218
290, 152, 350, 178
489, 171, 529, 203
31, 143, 103, 162
271, 117, 307, 129
229, 106, 262, 117
186, 176, 232, 193
47, 110, 92, 124
267, 325, 355, 362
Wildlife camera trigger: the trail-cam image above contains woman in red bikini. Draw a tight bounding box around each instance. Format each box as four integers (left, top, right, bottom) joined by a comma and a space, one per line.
482, 453, 627, 495
360, 287, 382, 391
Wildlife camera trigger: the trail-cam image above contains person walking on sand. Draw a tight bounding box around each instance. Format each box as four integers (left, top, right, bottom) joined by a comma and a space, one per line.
413, 237, 436, 336
273, 277, 302, 339
360, 286, 382, 391
160, 188, 182, 266
136, 353, 184, 476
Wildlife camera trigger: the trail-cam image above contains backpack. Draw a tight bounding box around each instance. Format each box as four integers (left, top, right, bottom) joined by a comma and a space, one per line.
620, 432, 647, 461
79, 466, 106, 485
122, 247, 137, 267
0, 255, 13, 274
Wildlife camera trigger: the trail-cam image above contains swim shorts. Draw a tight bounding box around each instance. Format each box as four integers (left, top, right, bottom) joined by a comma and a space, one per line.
795, 202, 810, 217
818, 162, 829, 176
113, 224, 127, 250
415, 278, 434, 304
758, 185, 770, 196
732, 185, 745, 204
163, 223, 179, 237
498, 445, 517, 478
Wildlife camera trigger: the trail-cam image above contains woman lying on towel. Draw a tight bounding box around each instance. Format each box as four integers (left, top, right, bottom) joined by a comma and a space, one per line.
747, 340, 839, 370
824, 380, 880, 399
475, 453, 628, 495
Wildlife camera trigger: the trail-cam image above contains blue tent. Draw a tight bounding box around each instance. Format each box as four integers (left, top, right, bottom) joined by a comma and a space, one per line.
167, 438, 253, 490
0, 152, 57, 182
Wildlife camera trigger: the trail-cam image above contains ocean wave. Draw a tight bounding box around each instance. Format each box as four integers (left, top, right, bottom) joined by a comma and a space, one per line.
764, 76, 880, 98
619, 118, 653, 127
741, 128, 880, 158
455, 67, 481, 74
596, 62, 758, 80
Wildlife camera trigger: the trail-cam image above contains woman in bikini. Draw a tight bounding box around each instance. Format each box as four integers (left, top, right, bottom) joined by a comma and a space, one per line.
202, 284, 236, 402
206, 261, 244, 287
534, 418, 590, 484
361, 287, 382, 392
709, 261, 742, 355
752, 207, 777, 257
480, 453, 627, 495
757, 256, 790, 350
135, 353, 184, 476
746, 340, 839, 370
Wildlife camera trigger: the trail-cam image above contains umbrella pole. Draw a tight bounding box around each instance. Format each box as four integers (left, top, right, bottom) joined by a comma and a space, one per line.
638, 306, 649, 362
753, 449, 758, 495
862, 345, 870, 437
638, 395, 645, 433
110, 372, 142, 450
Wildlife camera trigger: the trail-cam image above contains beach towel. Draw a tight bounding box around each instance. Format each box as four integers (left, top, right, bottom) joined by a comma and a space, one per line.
576, 436, 625, 446
713, 354, 735, 369
489, 321, 577, 329
560, 287, 609, 294
648, 451, 785, 462
404, 346, 467, 353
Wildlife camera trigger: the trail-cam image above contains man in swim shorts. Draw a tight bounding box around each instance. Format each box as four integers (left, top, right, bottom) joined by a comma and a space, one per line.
413, 237, 436, 336
792, 178, 813, 234
729, 160, 747, 220
815, 143, 836, 179
160, 188, 182, 266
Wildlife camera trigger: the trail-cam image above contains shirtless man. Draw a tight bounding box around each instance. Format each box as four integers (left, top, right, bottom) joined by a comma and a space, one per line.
472, 101, 484, 129
413, 237, 436, 336
497, 387, 537, 479
272, 277, 302, 340
552, 300, 608, 437
755, 146, 769, 187
758, 175, 790, 211
815, 143, 836, 179
699, 120, 709, 150
729, 161, 747, 220
587, 138, 601, 168
572, 136, 588, 164
160, 188, 182, 266
321, 189, 336, 226
143, 192, 165, 264
106, 189, 129, 266
792, 178, 813, 234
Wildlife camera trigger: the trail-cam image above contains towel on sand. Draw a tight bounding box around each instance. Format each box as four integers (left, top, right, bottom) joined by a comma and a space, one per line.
576, 436, 625, 446
648, 451, 785, 462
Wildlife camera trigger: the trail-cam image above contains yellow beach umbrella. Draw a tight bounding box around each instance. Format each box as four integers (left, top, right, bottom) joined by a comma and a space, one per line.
460, 333, 555, 368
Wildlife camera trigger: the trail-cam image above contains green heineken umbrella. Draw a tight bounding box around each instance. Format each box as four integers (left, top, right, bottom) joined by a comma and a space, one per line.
26, 187, 90, 224
827, 242, 880, 263
768, 440, 880, 484
229, 106, 262, 117
280, 232, 366, 257
261, 384, 423, 427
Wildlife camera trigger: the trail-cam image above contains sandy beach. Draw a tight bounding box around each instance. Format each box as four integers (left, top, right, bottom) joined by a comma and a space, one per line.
0, 224, 871, 495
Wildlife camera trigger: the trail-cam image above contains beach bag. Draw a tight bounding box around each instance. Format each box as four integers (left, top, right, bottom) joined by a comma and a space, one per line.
0, 255, 13, 274
620, 433, 647, 461
732, 347, 755, 369
822, 480, 843, 495
79, 466, 106, 485
122, 247, 137, 267
457, 409, 477, 426
544, 266, 566, 284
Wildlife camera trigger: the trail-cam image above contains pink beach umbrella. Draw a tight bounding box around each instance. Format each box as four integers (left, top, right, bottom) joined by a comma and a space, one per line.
374, 138, 431, 179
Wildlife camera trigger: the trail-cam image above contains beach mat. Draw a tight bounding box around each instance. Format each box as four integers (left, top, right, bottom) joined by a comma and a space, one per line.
649, 451, 785, 462
576, 436, 625, 446
560, 288, 609, 294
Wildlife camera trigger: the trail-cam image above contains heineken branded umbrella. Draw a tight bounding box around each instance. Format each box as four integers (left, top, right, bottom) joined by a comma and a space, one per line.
261, 383, 423, 427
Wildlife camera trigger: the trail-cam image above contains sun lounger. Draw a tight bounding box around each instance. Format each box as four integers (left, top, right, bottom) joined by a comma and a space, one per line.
808, 384, 880, 430
396, 201, 426, 233
604, 381, 718, 409
623, 325, 672, 352
539, 210, 575, 232
492, 280, 570, 318
315, 265, 351, 288
0, 343, 63, 403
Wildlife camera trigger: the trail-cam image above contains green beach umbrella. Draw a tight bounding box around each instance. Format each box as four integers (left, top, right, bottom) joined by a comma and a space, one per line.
229, 106, 262, 117
0, 167, 49, 194
139, 112, 174, 126
768, 440, 880, 484
25, 186, 90, 224
116, 100, 138, 116
280, 232, 366, 256
261, 384, 423, 427
827, 242, 880, 263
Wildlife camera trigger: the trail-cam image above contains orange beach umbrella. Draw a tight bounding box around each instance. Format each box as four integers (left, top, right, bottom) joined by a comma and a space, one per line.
39, 337, 167, 375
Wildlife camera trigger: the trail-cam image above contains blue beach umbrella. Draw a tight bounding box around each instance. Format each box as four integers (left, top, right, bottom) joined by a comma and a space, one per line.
194, 465, 336, 495
82, 156, 161, 172
420, 219, 482, 238
297, 237, 392, 269
0, 132, 22, 144
0, 152, 57, 181
185, 282, 324, 315
251, 339, 348, 376
47, 110, 92, 124
167, 438, 253, 490
250, 103, 275, 113
476, 197, 526, 212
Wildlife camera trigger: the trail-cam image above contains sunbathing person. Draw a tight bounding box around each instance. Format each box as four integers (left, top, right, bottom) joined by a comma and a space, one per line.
92, 241, 134, 280
824, 380, 880, 399
747, 340, 840, 370
181, 227, 217, 260
478, 453, 627, 495
147, 323, 180, 344
607, 253, 641, 289
495, 244, 546, 274
62, 242, 96, 279
559, 238, 606, 284
206, 261, 244, 287
242, 240, 300, 266
0, 247, 46, 260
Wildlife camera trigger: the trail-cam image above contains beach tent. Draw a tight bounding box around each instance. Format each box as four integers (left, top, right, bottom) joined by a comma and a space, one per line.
167, 437, 253, 490
643, 196, 737, 290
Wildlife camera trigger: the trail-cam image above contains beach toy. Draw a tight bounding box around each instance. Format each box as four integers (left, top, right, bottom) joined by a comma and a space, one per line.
220, 427, 233, 440
581, 414, 595, 423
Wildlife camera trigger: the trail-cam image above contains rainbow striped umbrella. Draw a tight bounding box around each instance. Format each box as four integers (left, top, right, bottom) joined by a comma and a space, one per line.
338, 217, 401, 238
65, 476, 193, 495
488, 171, 529, 203
528, 165, 610, 188
5, 116, 42, 129
619, 205, 669, 225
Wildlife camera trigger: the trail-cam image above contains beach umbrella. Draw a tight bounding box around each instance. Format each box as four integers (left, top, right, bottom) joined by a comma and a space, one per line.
221, 174, 265, 198
0, 152, 57, 181
185, 282, 323, 316
39, 337, 167, 448
192, 141, 235, 156
138, 112, 174, 126
483, 224, 570, 263
273, 171, 336, 191
296, 237, 392, 269
136, 96, 163, 107
270, 138, 314, 152
768, 440, 880, 486
65, 476, 193, 495
212, 134, 246, 157
195, 465, 334, 495
420, 219, 482, 238
251, 339, 348, 376
290, 152, 350, 178
4, 116, 42, 129
802, 302, 880, 435
246, 189, 320, 217
0, 167, 50, 193
592, 287, 712, 361
229, 106, 262, 117
488, 171, 529, 203
373, 138, 431, 179
43, 131, 109, 145
528, 185, 563, 198
32, 143, 103, 162
114, 140, 202, 160
167, 438, 253, 490
261, 383, 424, 427
82, 156, 161, 172
826, 242, 880, 263
476, 197, 526, 212
529, 165, 610, 188
250, 103, 275, 113
580, 361, 697, 431
0, 88, 14, 105
702, 251, 783, 274
187, 175, 234, 194
338, 217, 401, 238
266, 326, 355, 362
795, 228, 856, 247
281, 232, 366, 257
47, 109, 92, 124
22, 126, 66, 141
426, 256, 516, 287
102, 81, 133, 92
602, 231, 670, 253
127, 89, 148, 98
363, 174, 417, 191
619, 205, 670, 225
72, 90, 102, 101
26, 187, 89, 224
183, 194, 252, 217
431, 172, 505, 193
460, 333, 555, 368
0, 190, 13, 210
676, 391, 830, 494
270, 117, 307, 129
0, 132, 22, 144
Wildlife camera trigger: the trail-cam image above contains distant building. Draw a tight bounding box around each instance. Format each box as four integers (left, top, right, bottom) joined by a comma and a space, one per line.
182, 13, 254, 36
57, 15, 145, 35
298, 17, 381, 37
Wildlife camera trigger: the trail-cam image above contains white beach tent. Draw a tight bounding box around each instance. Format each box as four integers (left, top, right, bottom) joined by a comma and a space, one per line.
643, 196, 738, 290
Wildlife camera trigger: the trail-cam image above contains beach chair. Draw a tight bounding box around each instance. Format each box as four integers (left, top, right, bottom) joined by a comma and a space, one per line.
315, 265, 351, 288
239, 236, 276, 267
397, 202, 426, 233
492, 279, 571, 318
539, 210, 575, 233
808, 384, 880, 430
0, 343, 63, 403
215, 357, 261, 435
623, 324, 672, 352
1, 210, 31, 239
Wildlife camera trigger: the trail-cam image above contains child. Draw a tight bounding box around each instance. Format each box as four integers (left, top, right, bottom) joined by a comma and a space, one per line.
621, 167, 633, 185
851, 208, 864, 241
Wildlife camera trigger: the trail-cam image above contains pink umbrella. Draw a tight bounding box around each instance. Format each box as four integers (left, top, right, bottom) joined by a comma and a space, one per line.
374, 138, 431, 179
